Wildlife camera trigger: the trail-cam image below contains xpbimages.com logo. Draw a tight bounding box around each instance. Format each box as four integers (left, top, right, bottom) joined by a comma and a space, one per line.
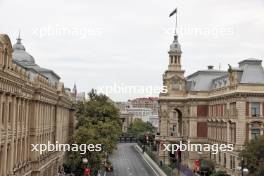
31, 141, 102, 154
162, 141, 234, 154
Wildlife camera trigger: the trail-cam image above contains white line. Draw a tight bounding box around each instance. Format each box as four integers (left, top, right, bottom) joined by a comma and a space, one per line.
134, 145, 160, 176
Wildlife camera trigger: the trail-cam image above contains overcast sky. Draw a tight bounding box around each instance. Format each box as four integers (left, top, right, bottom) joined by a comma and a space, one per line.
0, 0, 264, 101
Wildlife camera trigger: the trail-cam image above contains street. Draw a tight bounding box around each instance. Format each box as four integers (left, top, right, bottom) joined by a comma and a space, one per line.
106, 143, 158, 176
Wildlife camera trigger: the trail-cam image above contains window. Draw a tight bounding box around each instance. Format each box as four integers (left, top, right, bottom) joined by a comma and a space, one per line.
8, 102, 11, 123
170, 56, 173, 64
224, 153, 226, 167
197, 122, 208, 138
2, 102, 5, 124
251, 129, 260, 139
251, 102, 260, 117
230, 123, 236, 143
230, 156, 236, 170
246, 102, 249, 116
230, 102, 236, 116
172, 125, 176, 132
3, 49, 7, 68
197, 105, 208, 117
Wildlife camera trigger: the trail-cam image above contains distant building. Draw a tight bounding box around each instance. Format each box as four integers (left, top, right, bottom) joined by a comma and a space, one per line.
149, 115, 159, 129
115, 101, 130, 113
126, 107, 153, 122
119, 112, 134, 133
76, 92, 86, 102
115, 99, 159, 130
128, 97, 159, 115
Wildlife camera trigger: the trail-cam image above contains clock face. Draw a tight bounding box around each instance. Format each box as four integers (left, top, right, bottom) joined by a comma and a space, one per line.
172, 78, 182, 90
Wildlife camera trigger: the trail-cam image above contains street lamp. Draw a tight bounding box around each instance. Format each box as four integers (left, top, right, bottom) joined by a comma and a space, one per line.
82, 158, 91, 176
82, 158, 88, 165
237, 157, 249, 176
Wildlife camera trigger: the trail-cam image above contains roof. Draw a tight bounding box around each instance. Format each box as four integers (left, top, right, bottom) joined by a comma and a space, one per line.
239, 59, 264, 84
12, 36, 35, 64
12, 35, 61, 82
186, 58, 264, 92
186, 69, 227, 91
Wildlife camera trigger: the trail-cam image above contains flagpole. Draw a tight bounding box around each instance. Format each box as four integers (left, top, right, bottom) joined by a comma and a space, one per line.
175, 11, 177, 35
169, 8, 178, 35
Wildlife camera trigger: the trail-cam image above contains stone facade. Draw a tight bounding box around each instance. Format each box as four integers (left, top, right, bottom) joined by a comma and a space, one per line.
128, 97, 159, 115
0, 34, 75, 176
119, 112, 133, 133
156, 33, 264, 175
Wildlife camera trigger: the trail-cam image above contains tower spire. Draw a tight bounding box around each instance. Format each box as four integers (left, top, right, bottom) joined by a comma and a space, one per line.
168, 8, 182, 71
73, 83, 77, 97
17, 30, 22, 44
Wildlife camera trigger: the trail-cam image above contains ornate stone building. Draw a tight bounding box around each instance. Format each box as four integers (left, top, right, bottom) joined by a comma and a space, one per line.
0, 34, 76, 176
156, 33, 264, 175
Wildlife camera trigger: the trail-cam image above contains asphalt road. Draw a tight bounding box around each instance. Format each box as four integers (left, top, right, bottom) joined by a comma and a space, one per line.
106, 143, 158, 176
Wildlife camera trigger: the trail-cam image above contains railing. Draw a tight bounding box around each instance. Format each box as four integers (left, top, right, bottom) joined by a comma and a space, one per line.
138, 141, 196, 176
137, 141, 173, 175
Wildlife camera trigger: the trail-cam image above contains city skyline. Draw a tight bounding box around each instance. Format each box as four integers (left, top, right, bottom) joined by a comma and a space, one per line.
0, 0, 263, 101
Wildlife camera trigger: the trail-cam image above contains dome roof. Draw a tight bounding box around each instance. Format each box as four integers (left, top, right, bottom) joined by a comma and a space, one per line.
169, 35, 182, 54
12, 36, 35, 64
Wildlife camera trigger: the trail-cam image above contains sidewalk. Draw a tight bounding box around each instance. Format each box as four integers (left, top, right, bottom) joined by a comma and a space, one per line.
135, 144, 197, 176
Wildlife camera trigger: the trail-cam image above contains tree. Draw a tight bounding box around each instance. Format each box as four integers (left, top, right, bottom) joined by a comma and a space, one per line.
65, 89, 122, 175
240, 136, 264, 176
199, 159, 215, 176
212, 170, 230, 176
127, 118, 155, 138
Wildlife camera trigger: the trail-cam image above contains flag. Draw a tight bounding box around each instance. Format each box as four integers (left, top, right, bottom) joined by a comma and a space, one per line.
169, 8, 177, 17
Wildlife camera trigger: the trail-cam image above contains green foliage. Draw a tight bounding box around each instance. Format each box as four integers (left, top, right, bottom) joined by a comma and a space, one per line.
200, 159, 215, 175
127, 118, 155, 137
76, 89, 120, 127
211, 170, 230, 176
65, 89, 122, 175
240, 136, 264, 176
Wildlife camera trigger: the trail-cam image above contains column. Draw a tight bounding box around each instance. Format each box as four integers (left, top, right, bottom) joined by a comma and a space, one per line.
10, 96, 16, 174
236, 101, 246, 146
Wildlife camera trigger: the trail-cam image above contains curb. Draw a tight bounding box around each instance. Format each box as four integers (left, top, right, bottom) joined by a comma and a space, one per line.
134, 144, 167, 176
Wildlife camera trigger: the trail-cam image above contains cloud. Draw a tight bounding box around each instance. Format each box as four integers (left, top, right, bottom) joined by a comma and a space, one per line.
0, 0, 263, 101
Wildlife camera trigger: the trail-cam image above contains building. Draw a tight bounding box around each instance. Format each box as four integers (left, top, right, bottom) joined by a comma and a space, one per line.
0, 34, 75, 176
156, 32, 264, 175
119, 112, 134, 133
115, 101, 130, 113
126, 107, 154, 122
149, 115, 159, 129
128, 97, 159, 115
115, 99, 159, 130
